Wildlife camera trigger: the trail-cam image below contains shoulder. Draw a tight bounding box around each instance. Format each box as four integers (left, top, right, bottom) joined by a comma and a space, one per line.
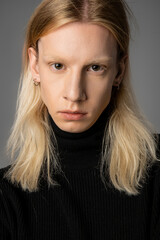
0, 165, 13, 196
0, 165, 20, 195
0, 165, 11, 182
145, 133, 160, 191
151, 133, 160, 172
155, 133, 160, 156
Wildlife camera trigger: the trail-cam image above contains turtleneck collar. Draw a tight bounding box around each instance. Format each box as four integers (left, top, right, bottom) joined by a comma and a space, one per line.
48, 105, 111, 170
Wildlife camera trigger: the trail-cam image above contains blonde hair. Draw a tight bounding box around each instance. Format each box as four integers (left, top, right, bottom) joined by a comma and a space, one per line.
4, 0, 160, 195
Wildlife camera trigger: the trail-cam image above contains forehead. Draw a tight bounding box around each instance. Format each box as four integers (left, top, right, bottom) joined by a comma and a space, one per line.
38, 22, 117, 62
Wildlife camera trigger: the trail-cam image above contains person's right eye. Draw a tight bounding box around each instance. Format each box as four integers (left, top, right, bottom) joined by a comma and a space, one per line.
50, 63, 64, 71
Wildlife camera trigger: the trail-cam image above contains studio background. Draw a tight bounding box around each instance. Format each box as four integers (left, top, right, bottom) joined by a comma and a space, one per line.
0, 0, 160, 168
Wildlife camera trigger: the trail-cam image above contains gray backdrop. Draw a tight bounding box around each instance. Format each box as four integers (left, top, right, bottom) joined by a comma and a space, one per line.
0, 0, 160, 168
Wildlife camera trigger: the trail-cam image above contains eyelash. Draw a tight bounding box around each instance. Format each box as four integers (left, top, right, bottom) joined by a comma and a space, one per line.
49, 63, 107, 73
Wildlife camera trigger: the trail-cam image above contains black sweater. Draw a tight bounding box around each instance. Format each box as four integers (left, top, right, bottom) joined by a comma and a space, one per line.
0, 109, 160, 240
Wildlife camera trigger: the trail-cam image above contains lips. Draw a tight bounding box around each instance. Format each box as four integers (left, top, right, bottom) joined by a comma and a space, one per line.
59, 110, 87, 114
58, 110, 87, 120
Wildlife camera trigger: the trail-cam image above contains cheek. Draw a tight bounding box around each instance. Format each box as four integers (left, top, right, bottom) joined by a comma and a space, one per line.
40, 83, 56, 107
98, 87, 112, 109
38, 77, 60, 109
88, 78, 113, 105
38, 64, 59, 106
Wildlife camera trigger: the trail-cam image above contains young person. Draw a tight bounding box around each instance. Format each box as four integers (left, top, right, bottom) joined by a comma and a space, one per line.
0, 0, 160, 239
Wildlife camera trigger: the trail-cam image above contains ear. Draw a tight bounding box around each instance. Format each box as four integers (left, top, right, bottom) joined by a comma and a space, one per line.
28, 47, 40, 83
113, 55, 128, 87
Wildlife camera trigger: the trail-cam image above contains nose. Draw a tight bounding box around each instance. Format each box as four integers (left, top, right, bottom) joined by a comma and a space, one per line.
63, 70, 87, 102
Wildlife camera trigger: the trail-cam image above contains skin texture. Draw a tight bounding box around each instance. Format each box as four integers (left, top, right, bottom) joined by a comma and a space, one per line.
28, 22, 125, 133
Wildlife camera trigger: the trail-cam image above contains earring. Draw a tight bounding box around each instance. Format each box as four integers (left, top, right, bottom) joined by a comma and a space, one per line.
33, 78, 39, 86
113, 81, 120, 90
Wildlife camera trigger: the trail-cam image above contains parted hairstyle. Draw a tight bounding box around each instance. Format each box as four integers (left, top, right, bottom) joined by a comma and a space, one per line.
4, 0, 160, 195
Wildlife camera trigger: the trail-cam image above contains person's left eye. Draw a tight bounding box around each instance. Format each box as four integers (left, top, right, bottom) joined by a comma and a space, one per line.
88, 64, 106, 73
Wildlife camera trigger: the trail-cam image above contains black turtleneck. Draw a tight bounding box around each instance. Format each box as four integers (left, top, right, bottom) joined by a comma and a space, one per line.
0, 107, 160, 240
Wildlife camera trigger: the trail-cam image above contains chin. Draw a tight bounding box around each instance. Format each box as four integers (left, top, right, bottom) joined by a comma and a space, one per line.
59, 121, 92, 133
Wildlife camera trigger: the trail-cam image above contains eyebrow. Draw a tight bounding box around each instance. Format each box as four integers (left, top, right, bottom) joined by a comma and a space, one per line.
43, 55, 113, 65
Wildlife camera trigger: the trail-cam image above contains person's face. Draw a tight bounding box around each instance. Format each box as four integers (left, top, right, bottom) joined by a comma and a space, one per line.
28, 22, 125, 133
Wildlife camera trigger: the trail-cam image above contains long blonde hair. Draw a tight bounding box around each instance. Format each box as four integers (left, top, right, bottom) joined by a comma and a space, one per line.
4, 0, 160, 195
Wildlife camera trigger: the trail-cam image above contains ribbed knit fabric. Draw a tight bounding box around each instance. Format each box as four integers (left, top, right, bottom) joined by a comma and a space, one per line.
0, 107, 160, 240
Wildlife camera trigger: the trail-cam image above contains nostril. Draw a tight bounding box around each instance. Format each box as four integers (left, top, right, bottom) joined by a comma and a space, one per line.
63, 89, 87, 102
